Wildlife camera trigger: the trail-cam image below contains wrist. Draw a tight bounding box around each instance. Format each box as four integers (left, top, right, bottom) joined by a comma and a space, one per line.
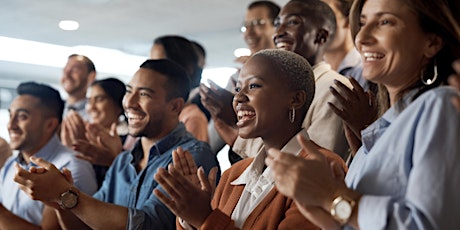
328, 188, 361, 226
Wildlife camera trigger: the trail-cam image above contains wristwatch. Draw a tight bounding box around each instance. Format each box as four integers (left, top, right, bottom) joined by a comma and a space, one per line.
58, 187, 79, 210
330, 195, 355, 225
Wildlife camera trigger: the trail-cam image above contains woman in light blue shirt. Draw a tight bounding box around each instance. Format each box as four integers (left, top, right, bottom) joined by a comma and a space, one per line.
266, 0, 460, 229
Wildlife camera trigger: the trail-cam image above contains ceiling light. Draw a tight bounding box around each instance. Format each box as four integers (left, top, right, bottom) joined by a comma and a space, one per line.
59, 20, 80, 31
233, 48, 251, 58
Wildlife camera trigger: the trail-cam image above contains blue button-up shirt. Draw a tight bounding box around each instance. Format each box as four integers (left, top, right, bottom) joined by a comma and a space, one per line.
93, 123, 220, 230
0, 135, 97, 225
346, 87, 460, 229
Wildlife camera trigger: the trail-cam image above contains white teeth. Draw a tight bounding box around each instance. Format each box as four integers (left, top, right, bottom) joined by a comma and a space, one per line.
363, 52, 384, 60
276, 42, 289, 49
126, 113, 143, 120
237, 110, 255, 120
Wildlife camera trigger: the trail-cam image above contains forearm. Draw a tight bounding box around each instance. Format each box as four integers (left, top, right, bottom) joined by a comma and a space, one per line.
67, 192, 128, 229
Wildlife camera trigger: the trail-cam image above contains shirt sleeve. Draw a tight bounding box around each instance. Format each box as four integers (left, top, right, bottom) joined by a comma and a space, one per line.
356, 88, 460, 229
66, 157, 98, 195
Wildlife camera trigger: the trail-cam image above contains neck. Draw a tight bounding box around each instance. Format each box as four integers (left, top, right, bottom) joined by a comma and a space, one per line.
324, 45, 353, 71
66, 92, 86, 105
263, 126, 302, 154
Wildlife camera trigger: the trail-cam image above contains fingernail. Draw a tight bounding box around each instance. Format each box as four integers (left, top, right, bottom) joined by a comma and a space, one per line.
329, 86, 334, 92
333, 79, 338, 84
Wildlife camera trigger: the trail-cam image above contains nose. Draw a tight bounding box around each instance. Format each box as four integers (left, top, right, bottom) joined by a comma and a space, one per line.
355, 23, 375, 48
273, 22, 287, 42
7, 115, 17, 131
122, 92, 139, 111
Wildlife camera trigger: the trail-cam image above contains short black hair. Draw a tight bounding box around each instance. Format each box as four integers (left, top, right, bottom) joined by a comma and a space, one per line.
191, 40, 206, 59
16, 82, 64, 123
153, 35, 202, 89
91, 78, 126, 116
290, 0, 337, 45
68, 54, 96, 73
248, 1, 281, 23
140, 59, 190, 102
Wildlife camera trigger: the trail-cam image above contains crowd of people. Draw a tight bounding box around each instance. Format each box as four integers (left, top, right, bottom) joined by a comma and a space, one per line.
0, 0, 459, 229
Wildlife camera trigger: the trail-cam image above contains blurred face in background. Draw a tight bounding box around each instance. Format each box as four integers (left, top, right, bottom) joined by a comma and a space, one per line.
61, 56, 93, 96
243, 6, 276, 54
86, 84, 122, 129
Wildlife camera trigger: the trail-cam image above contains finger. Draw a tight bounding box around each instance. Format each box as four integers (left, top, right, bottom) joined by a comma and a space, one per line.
14, 163, 31, 184
172, 148, 185, 175
333, 79, 357, 101
327, 102, 346, 120
207, 79, 222, 91
329, 86, 349, 108
348, 77, 366, 97
30, 157, 55, 170
61, 168, 74, 184
207, 167, 218, 195
154, 168, 184, 201
183, 150, 198, 176
296, 134, 324, 160
197, 167, 212, 194
153, 188, 179, 214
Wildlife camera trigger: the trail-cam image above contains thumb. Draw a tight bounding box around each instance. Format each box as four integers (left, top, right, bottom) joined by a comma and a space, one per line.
297, 134, 323, 160
61, 168, 74, 184
207, 79, 221, 91
30, 156, 55, 170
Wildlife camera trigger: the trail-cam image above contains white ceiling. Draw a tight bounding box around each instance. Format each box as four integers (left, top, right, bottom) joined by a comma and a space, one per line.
0, 0, 288, 86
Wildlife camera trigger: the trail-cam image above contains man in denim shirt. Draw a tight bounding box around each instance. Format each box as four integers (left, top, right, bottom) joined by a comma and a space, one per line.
14, 59, 220, 229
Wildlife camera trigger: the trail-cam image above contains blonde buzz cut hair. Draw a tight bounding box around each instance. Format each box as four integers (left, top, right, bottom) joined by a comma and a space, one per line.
252, 49, 316, 110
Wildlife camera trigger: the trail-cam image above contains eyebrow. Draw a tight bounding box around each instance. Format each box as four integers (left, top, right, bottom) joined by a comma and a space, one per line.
360, 11, 401, 19
126, 84, 155, 93
236, 76, 265, 85
8, 108, 30, 115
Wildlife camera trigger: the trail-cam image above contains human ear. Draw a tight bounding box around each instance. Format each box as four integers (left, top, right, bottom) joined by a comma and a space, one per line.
290, 90, 307, 110
423, 34, 443, 59
168, 97, 185, 115
314, 29, 329, 45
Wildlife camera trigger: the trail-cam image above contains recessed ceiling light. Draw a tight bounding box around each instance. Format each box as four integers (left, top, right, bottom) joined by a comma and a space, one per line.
59, 20, 80, 31
233, 48, 251, 57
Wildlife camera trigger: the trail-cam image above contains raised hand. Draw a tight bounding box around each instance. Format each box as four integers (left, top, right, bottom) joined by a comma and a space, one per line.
199, 80, 237, 126
153, 165, 218, 228
61, 111, 87, 147
328, 78, 378, 139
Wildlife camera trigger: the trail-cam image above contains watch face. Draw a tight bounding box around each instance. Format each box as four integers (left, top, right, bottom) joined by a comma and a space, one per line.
61, 191, 78, 209
336, 200, 352, 219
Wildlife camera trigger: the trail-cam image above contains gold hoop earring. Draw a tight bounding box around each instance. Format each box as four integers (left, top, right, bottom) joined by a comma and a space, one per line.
289, 106, 295, 123
421, 59, 438, 85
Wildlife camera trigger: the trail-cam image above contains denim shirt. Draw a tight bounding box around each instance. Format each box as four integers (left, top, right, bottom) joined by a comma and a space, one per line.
93, 123, 220, 230
0, 135, 97, 225
345, 87, 460, 229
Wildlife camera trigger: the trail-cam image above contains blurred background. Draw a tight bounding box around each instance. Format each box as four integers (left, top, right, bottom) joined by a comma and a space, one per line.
0, 0, 289, 141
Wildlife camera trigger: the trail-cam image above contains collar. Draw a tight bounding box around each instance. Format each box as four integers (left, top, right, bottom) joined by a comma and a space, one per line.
17, 134, 60, 167
231, 129, 310, 185
312, 61, 332, 82
130, 123, 188, 164
337, 48, 362, 74
361, 88, 420, 152
65, 98, 87, 111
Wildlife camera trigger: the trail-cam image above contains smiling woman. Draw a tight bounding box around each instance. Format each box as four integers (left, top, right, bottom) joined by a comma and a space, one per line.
266, 0, 460, 229
153, 49, 346, 230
